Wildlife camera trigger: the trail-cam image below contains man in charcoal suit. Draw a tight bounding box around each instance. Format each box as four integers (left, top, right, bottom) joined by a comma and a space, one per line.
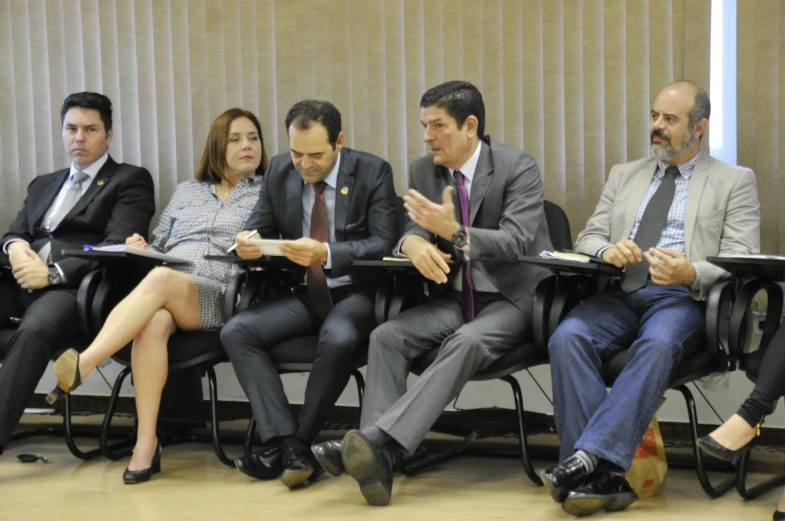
0, 92, 155, 454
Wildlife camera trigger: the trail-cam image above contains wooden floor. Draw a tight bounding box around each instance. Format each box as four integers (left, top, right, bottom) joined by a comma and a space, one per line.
0, 431, 781, 521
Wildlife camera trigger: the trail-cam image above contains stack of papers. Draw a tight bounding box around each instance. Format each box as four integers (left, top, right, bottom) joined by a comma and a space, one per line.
86, 244, 191, 264
246, 239, 286, 256
539, 250, 595, 263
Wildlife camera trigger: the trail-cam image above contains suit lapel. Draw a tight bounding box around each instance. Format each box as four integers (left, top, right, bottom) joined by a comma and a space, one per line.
333, 150, 354, 235
469, 141, 493, 225
33, 169, 70, 226
683, 153, 709, 256
286, 168, 304, 238
623, 160, 658, 239
62, 156, 118, 223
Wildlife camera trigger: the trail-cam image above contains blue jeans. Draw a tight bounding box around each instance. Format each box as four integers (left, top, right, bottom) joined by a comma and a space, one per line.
548, 281, 704, 471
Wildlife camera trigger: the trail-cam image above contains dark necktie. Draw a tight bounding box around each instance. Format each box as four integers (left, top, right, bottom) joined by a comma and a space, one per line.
307, 181, 333, 318
620, 165, 679, 293
454, 171, 474, 322
38, 171, 90, 262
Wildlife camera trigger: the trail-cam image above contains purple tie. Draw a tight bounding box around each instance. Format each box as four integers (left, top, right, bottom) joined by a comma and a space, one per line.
454, 171, 474, 322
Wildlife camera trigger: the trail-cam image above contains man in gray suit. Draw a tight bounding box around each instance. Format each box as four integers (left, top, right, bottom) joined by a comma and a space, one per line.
311, 81, 552, 505
542, 81, 760, 516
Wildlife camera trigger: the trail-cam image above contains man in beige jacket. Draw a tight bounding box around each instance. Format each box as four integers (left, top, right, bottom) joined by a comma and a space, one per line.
541, 81, 760, 516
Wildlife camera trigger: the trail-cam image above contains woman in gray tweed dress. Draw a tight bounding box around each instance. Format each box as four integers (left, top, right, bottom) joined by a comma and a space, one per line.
51, 108, 268, 483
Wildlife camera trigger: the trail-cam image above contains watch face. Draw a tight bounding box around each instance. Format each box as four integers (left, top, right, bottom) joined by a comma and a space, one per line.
48, 268, 61, 285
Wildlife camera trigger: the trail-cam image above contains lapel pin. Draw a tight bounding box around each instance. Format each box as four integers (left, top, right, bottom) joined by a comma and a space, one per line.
340, 186, 349, 195
97, 179, 105, 186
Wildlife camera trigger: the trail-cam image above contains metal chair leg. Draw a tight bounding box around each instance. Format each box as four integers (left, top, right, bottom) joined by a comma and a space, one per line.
736, 447, 785, 499
205, 366, 238, 467
63, 392, 102, 459
677, 384, 736, 497
100, 366, 136, 460
352, 369, 365, 411
244, 418, 256, 459
501, 374, 543, 486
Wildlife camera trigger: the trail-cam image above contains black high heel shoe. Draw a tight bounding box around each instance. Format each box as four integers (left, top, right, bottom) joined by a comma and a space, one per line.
123, 444, 162, 484
773, 510, 785, 521
697, 423, 760, 463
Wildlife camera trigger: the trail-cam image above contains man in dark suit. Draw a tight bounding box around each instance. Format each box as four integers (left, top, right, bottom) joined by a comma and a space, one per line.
0, 92, 155, 453
221, 100, 399, 489
311, 81, 552, 505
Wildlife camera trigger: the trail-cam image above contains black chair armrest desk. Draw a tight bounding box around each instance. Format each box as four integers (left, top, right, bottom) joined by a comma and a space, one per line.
518, 254, 740, 498
62, 249, 249, 466
707, 255, 785, 500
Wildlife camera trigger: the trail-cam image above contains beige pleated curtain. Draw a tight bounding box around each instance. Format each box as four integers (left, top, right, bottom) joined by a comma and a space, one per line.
737, 1, 785, 255
1, 0, 713, 244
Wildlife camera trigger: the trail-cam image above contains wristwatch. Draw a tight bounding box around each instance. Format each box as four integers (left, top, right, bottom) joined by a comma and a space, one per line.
47, 266, 62, 286
451, 226, 468, 248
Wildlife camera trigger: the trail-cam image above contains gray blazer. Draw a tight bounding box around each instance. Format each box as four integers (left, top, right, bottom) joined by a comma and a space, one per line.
575, 152, 761, 300
405, 136, 552, 314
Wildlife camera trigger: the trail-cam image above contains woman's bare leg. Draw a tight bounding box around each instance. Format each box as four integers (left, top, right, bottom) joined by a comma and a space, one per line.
77, 267, 200, 379
127, 309, 177, 471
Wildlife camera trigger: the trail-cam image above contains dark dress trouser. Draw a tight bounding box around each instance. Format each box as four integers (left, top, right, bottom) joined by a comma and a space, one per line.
221, 285, 375, 444
0, 271, 80, 450
737, 322, 785, 427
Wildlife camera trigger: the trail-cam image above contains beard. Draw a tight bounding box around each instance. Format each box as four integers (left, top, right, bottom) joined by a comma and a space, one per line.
650, 127, 696, 161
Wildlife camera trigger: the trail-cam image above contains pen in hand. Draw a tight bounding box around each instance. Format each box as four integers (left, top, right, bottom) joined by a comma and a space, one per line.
226, 230, 259, 253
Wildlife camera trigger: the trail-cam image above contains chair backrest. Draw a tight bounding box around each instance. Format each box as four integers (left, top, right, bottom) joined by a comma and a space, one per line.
544, 200, 572, 251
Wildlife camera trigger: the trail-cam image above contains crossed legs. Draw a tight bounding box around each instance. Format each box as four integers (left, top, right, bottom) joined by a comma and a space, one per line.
56, 267, 200, 471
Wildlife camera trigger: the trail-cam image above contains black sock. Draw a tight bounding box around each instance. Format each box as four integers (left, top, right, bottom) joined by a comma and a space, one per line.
279, 435, 307, 453
361, 426, 393, 449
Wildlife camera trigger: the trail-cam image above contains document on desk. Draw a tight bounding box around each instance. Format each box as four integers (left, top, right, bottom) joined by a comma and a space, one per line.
246, 239, 286, 256
86, 244, 191, 264
539, 250, 596, 263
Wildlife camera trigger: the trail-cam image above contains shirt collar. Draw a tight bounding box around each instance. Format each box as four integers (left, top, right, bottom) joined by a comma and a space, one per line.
448, 141, 483, 182
70, 152, 109, 180
655, 151, 700, 181
321, 151, 341, 189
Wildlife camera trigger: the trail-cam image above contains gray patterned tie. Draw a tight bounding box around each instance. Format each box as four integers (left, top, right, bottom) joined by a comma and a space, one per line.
38, 171, 90, 262
620, 166, 679, 293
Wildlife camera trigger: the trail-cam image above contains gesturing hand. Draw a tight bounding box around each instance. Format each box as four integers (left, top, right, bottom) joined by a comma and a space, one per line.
645, 247, 696, 287
280, 238, 328, 267
404, 187, 461, 241
401, 235, 452, 284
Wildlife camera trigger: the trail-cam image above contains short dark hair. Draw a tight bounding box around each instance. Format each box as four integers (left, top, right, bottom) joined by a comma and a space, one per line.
196, 108, 269, 183
285, 100, 342, 149
60, 92, 113, 132
420, 81, 485, 138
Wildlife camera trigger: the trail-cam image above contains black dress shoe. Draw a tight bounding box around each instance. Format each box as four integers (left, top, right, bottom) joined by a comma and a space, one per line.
774, 510, 785, 521
342, 430, 398, 506
562, 471, 639, 517
279, 448, 314, 489
311, 440, 345, 477
234, 446, 282, 480
697, 434, 753, 463
541, 456, 591, 503
123, 444, 162, 484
